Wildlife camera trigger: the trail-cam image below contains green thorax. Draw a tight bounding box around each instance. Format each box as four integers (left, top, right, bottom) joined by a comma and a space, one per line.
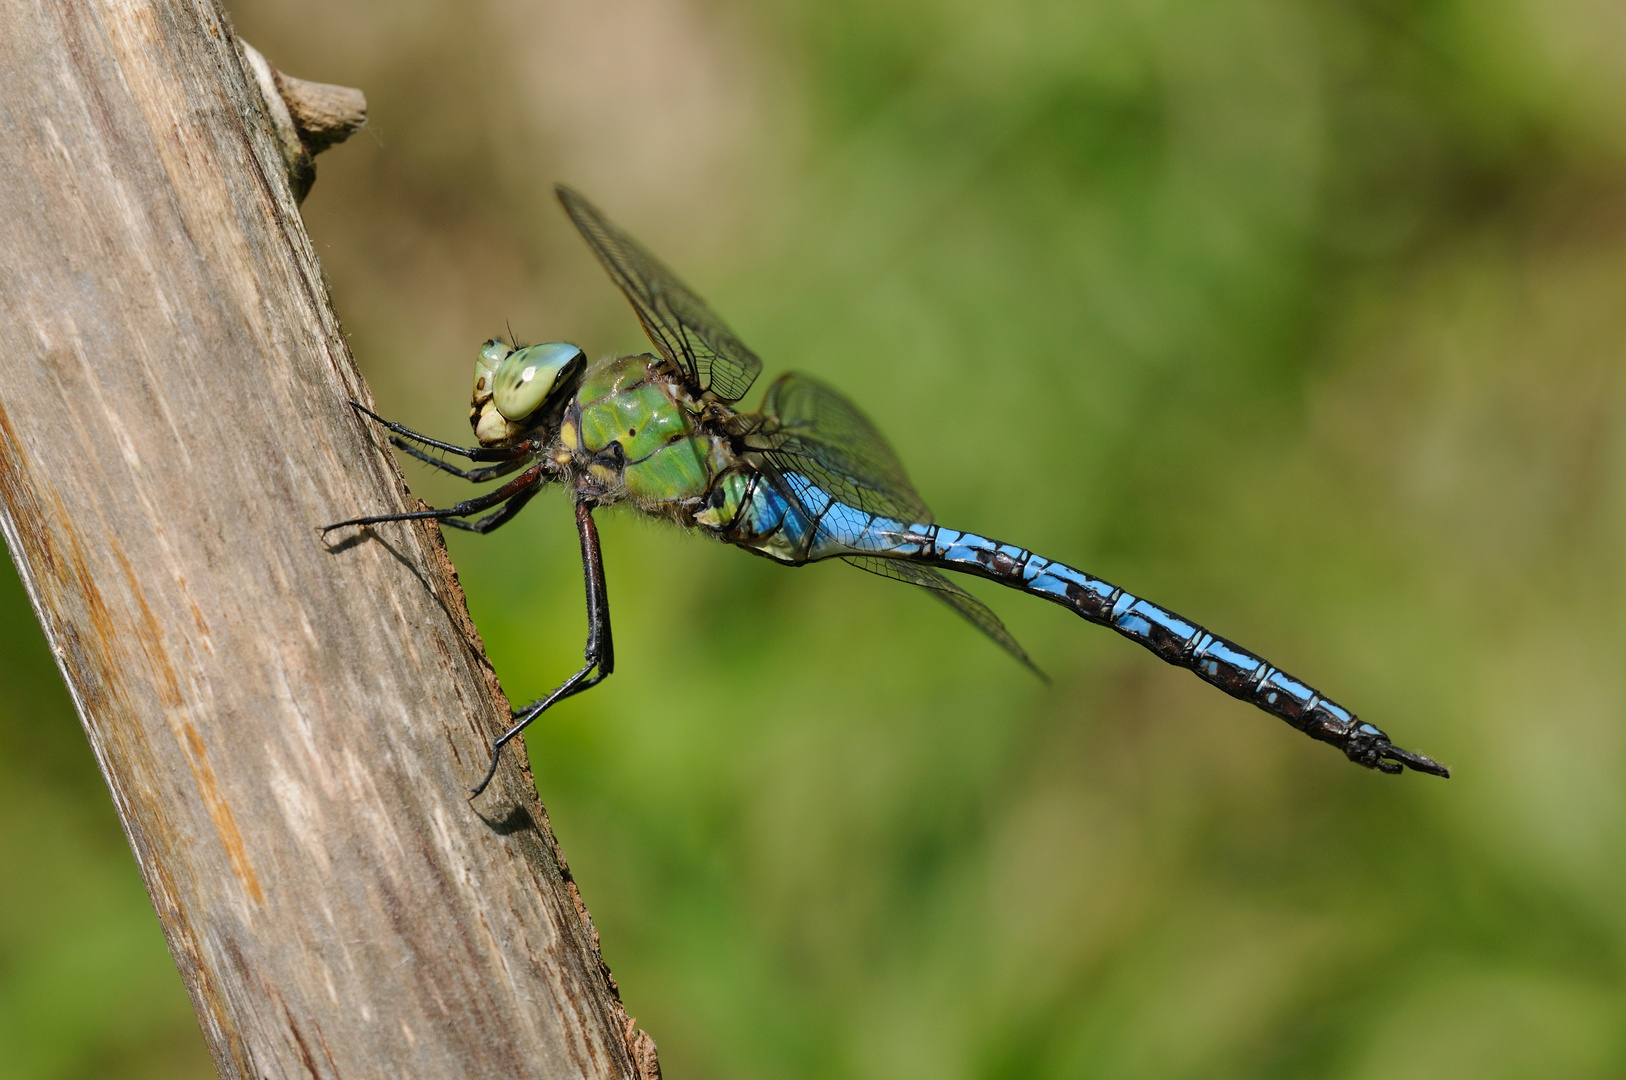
562, 354, 733, 508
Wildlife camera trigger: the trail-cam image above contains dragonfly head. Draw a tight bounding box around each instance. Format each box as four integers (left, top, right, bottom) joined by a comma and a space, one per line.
470, 339, 585, 445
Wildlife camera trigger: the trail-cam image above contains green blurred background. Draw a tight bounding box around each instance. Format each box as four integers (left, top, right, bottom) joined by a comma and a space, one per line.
4, 0, 1625, 1075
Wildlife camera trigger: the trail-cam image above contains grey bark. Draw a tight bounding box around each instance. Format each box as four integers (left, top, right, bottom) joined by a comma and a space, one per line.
0, 2, 658, 1077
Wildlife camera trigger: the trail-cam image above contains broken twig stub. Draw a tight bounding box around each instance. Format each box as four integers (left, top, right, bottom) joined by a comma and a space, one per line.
241, 40, 367, 202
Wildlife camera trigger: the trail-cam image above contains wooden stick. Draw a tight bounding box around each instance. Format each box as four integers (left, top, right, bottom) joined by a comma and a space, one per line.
0, 3, 658, 1077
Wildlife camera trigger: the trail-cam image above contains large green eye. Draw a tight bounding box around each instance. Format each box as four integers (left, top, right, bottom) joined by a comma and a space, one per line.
493, 342, 585, 421
472, 339, 511, 404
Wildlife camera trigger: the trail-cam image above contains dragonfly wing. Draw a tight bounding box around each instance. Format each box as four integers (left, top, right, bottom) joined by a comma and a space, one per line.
843, 557, 1043, 678
747, 374, 1041, 676
751, 372, 930, 522
555, 184, 763, 403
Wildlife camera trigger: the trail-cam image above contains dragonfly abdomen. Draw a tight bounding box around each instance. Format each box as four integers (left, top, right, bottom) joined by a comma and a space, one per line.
711, 469, 931, 563
921, 527, 1447, 776
706, 469, 1444, 776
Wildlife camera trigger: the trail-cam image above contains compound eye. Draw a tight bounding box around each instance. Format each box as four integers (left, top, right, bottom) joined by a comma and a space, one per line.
473, 339, 511, 405
493, 342, 584, 421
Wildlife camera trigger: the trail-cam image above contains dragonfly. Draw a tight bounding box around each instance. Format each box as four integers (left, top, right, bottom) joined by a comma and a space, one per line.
325, 185, 1450, 797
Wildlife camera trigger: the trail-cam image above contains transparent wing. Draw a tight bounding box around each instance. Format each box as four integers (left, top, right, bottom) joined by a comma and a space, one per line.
844, 557, 1044, 678
556, 184, 763, 403
747, 373, 1040, 675
750, 372, 929, 523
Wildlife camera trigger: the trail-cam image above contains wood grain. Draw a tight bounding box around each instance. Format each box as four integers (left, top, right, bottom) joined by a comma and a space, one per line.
0, 2, 658, 1077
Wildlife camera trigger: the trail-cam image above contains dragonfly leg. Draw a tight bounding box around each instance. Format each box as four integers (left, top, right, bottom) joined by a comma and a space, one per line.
349, 400, 525, 462
438, 485, 541, 535
470, 500, 613, 798
391, 437, 530, 483
321, 463, 545, 534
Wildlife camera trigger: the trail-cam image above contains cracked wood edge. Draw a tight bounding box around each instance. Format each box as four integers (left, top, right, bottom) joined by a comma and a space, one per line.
0, 2, 659, 1077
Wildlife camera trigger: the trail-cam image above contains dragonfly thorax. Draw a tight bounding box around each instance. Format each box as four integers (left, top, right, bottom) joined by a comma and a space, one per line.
470, 339, 585, 445
552, 353, 731, 516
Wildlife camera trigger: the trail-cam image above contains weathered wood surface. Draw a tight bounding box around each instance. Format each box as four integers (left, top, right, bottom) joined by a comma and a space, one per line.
0, 3, 658, 1078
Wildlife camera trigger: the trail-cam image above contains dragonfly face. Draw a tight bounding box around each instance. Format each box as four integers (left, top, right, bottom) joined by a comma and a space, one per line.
470, 339, 585, 446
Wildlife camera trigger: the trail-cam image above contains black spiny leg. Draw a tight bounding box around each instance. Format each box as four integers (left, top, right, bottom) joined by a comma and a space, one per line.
321, 463, 546, 535
392, 437, 529, 483
438, 485, 541, 535
469, 500, 614, 798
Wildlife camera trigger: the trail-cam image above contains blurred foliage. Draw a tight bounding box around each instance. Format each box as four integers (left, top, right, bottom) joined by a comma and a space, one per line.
4, 0, 1626, 1076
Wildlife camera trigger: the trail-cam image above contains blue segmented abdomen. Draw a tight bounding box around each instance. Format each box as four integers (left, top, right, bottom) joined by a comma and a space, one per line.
924, 526, 1381, 755
714, 473, 1433, 773
718, 471, 931, 563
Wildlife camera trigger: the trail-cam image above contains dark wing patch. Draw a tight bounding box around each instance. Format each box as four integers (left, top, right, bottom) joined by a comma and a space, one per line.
556, 184, 763, 403
844, 557, 1044, 679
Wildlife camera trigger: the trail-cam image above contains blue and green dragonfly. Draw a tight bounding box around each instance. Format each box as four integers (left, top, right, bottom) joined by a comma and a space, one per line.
326, 185, 1449, 796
